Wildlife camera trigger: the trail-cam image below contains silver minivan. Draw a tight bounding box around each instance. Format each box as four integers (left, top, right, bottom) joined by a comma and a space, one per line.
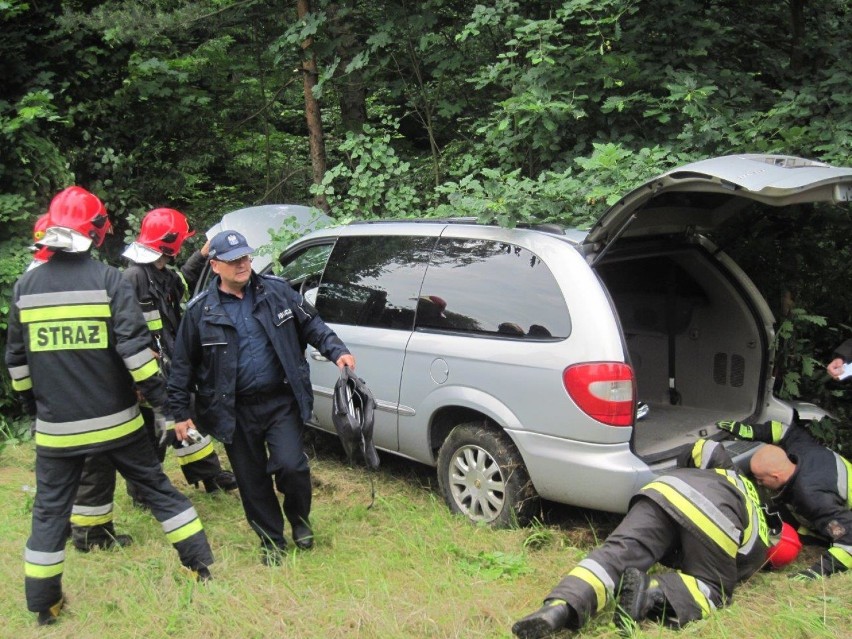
203, 154, 852, 526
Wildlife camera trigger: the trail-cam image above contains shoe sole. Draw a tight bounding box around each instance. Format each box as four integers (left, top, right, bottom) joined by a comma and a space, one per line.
617, 567, 646, 627
511, 617, 559, 639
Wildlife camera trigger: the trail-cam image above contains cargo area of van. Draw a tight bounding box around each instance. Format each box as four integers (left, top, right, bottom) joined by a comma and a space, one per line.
596, 243, 763, 463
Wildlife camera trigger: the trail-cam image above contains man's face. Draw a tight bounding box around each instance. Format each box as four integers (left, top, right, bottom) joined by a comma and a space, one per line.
210, 254, 252, 290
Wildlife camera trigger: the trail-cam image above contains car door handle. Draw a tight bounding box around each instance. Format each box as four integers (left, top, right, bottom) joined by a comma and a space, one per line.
310, 350, 328, 361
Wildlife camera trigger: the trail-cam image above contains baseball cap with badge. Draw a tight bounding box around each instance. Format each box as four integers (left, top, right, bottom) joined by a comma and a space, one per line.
208, 230, 254, 262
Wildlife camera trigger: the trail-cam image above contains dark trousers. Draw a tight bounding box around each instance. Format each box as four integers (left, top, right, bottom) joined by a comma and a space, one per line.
26, 431, 213, 612
224, 388, 311, 549
546, 498, 729, 627
73, 406, 225, 544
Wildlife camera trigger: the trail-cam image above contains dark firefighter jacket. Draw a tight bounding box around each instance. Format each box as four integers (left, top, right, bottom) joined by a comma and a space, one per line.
5, 251, 169, 457
122, 250, 207, 361
168, 271, 349, 443
747, 419, 852, 573
637, 439, 771, 582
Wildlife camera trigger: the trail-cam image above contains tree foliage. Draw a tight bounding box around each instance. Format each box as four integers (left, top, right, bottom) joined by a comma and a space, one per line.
1, 0, 850, 443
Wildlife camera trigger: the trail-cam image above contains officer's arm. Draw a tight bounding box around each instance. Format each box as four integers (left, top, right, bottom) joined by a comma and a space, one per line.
832, 338, 852, 363
677, 438, 735, 470
292, 291, 350, 364
122, 267, 160, 336
716, 419, 778, 442
4, 283, 36, 416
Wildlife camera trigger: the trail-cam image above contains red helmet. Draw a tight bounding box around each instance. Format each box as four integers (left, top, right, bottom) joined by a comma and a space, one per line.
136, 208, 195, 257
32, 214, 53, 262
45, 186, 111, 248
33, 213, 49, 243
766, 522, 802, 569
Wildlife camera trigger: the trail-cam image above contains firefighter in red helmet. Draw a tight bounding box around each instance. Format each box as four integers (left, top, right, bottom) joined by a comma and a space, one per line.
5, 187, 214, 626
122, 208, 237, 494
28, 214, 53, 269
69, 207, 236, 549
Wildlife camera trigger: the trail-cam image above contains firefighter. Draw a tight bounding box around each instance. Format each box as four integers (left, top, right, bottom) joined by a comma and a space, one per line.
511, 439, 800, 639
26, 214, 136, 553
718, 416, 851, 579
5, 186, 214, 626
69, 208, 237, 550
122, 207, 236, 493
27, 213, 53, 270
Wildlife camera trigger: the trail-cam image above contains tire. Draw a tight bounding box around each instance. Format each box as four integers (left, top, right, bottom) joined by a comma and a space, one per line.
437, 422, 539, 528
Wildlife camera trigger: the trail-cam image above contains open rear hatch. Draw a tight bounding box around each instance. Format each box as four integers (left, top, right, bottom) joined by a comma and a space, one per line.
583, 154, 852, 464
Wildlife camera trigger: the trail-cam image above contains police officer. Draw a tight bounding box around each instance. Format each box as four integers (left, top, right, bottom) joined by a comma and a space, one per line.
718, 416, 851, 579
5, 187, 214, 625
511, 439, 799, 639
168, 230, 355, 565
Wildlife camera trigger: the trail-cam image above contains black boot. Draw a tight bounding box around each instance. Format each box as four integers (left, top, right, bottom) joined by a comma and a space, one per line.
292, 521, 314, 550
201, 470, 238, 493
36, 595, 65, 626
73, 529, 133, 553
616, 567, 668, 629
512, 601, 574, 639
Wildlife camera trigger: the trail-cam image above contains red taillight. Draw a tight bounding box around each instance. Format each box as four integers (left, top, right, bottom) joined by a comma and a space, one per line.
563, 362, 635, 426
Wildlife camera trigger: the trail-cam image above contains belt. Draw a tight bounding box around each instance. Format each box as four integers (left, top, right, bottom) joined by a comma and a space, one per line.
235, 383, 290, 405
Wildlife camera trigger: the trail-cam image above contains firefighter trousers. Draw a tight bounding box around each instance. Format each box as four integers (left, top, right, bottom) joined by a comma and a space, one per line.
25, 432, 214, 612
72, 407, 225, 545
546, 497, 733, 628
224, 387, 311, 550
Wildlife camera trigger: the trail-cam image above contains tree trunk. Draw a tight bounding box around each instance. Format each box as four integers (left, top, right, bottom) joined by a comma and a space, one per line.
296, 0, 329, 212
328, 2, 367, 132
788, 0, 805, 73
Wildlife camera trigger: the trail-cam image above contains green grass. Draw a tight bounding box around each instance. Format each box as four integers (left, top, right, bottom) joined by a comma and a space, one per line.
1, 434, 850, 639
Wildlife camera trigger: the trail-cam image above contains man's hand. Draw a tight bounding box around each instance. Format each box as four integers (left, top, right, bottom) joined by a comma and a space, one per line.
153, 409, 176, 446
716, 420, 754, 440
827, 357, 846, 380
336, 353, 356, 370
174, 419, 195, 443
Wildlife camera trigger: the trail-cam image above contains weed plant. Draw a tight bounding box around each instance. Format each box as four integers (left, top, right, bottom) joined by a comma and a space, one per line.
0, 433, 849, 639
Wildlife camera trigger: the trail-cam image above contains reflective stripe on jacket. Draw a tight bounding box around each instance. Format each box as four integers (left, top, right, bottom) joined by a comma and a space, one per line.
5, 252, 168, 457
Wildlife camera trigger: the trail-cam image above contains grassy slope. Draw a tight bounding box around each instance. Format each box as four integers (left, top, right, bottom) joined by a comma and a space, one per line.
0, 435, 849, 639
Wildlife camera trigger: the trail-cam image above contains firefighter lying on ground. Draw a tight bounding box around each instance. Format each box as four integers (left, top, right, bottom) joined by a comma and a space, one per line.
718, 415, 852, 579
511, 439, 800, 639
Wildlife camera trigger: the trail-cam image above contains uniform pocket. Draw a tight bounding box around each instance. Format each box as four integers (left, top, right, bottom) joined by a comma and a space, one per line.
273, 307, 294, 326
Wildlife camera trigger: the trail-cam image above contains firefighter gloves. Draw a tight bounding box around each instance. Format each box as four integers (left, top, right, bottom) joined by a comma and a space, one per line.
716, 420, 754, 440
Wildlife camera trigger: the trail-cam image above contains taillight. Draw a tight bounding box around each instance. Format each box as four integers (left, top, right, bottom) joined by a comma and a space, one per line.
563, 363, 635, 426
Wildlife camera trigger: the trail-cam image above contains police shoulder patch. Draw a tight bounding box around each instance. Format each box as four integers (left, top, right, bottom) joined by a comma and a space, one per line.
186, 289, 210, 309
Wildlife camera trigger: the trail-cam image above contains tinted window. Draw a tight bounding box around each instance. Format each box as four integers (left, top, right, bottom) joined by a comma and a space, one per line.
316, 235, 435, 330
279, 243, 333, 285
417, 238, 570, 339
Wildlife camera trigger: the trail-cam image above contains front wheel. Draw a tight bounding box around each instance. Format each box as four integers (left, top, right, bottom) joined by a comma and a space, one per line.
437, 422, 538, 528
